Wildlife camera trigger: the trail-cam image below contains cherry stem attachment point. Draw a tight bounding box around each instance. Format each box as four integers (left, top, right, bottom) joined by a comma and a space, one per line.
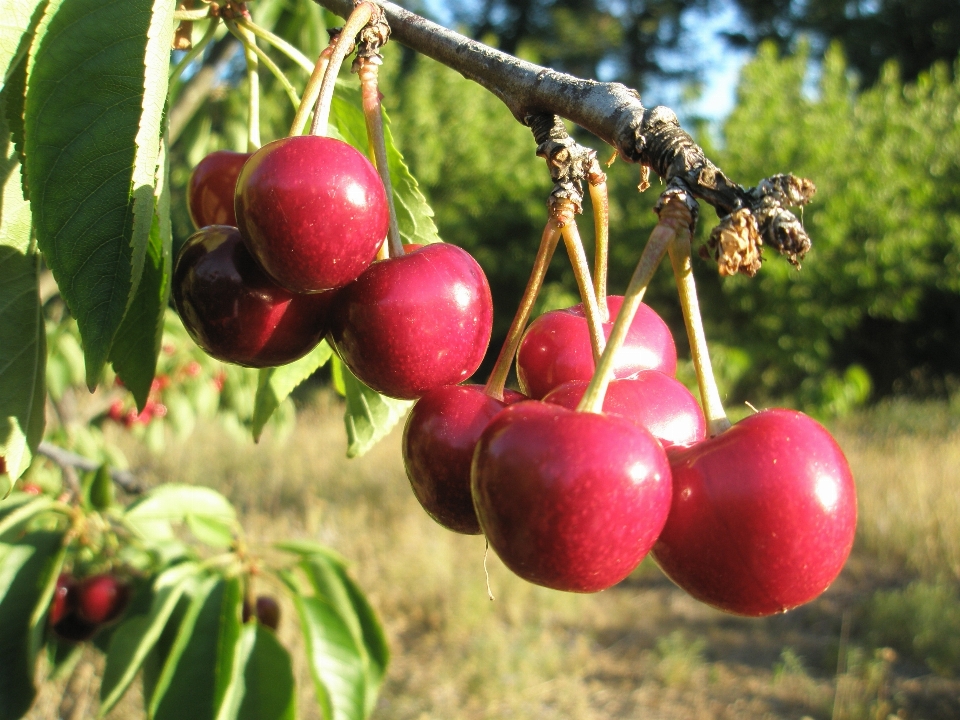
237, 17, 315, 73
669, 226, 731, 435
170, 18, 218, 92
309, 2, 375, 137
289, 37, 337, 136
358, 57, 402, 258
227, 20, 300, 111
484, 220, 563, 399
588, 178, 610, 322
577, 197, 690, 413
558, 211, 606, 366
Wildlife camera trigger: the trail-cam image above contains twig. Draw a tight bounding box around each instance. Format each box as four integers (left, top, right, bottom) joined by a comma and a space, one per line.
37, 442, 143, 495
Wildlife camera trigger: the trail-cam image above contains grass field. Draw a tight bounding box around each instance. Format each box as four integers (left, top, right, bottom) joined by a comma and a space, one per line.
29, 393, 960, 719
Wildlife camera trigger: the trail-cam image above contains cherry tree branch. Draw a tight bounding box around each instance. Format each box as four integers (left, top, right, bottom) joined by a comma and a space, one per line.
313, 0, 815, 269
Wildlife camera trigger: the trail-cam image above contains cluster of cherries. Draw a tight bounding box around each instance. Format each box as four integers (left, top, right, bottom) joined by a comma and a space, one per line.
107, 376, 171, 427
176, 131, 856, 618
49, 573, 131, 642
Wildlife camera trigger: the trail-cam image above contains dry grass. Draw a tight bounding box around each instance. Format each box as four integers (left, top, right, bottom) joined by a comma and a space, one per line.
29, 393, 960, 719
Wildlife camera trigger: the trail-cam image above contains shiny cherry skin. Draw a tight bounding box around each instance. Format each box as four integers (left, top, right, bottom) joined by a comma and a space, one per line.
516, 296, 677, 399
403, 385, 526, 534
235, 136, 389, 293
328, 243, 494, 400
187, 150, 251, 229
49, 573, 74, 627
76, 574, 130, 625
50, 574, 97, 642
471, 402, 672, 592
543, 371, 706, 448
652, 409, 857, 616
173, 226, 335, 368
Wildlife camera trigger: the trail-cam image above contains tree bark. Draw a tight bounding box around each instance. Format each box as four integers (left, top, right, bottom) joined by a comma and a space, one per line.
313, 0, 815, 270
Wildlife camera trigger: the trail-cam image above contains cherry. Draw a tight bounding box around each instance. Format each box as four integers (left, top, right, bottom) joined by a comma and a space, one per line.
49, 573, 73, 627
173, 225, 335, 367
516, 296, 677, 399
328, 243, 494, 400
187, 150, 252, 229
50, 574, 98, 642
235, 136, 389, 293
543, 371, 706, 448
652, 409, 857, 616
402, 384, 525, 534
20, 483, 42, 495
255, 596, 280, 631
76, 574, 130, 625
471, 401, 672, 592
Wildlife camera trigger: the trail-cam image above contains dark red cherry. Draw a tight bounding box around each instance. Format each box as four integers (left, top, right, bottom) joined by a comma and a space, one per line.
328, 243, 494, 400
76, 574, 130, 625
187, 150, 251, 229
543, 371, 706, 448
255, 596, 280, 630
652, 409, 857, 616
403, 384, 525, 534
173, 226, 334, 367
49, 573, 74, 627
235, 136, 389, 293
516, 296, 677, 399
471, 401, 672, 592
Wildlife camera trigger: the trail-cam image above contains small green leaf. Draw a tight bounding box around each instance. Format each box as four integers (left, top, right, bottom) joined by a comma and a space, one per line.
185, 515, 234, 549
0, 147, 44, 486
335, 357, 412, 458
99, 562, 199, 716
86, 463, 115, 511
252, 340, 333, 442
0, 530, 64, 720
212, 577, 244, 719
294, 594, 367, 720
149, 574, 224, 720
126, 485, 237, 537
274, 539, 347, 567
24, 0, 176, 387
111, 140, 173, 409
301, 556, 388, 714
236, 625, 297, 720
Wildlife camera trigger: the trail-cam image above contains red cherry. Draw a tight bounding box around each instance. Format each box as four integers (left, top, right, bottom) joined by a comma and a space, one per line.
516, 296, 677, 399
235, 136, 389, 293
471, 401, 672, 592
328, 243, 494, 400
652, 409, 857, 616
188, 150, 251, 229
51, 574, 98, 642
403, 384, 526, 534
49, 573, 74, 627
108, 400, 124, 422
173, 226, 335, 368
20, 483, 43, 495
543, 371, 706, 448
0, 456, 5, 474
76, 574, 130, 625
255, 596, 280, 631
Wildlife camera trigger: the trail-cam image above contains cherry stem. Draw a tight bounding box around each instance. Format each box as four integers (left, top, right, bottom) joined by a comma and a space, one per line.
173, 7, 211, 21
237, 17, 314, 73
234, 20, 260, 150
668, 228, 732, 435
289, 39, 337, 137
484, 220, 563, 399
358, 57, 403, 258
576, 215, 675, 414
588, 178, 610, 322
227, 20, 300, 111
558, 210, 606, 365
169, 17, 218, 90
309, 2, 375, 137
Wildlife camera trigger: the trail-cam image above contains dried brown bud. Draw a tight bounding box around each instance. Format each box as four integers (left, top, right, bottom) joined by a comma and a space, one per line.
706, 209, 763, 277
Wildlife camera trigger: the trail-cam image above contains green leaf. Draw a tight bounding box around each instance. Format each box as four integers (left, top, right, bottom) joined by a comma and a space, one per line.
125, 485, 237, 541
252, 340, 333, 442
212, 576, 244, 719
236, 625, 297, 720
0, 0, 46, 91
24, 0, 176, 388
333, 356, 412, 459
301, 556, 388, 715
185, 514, 234, 549
294, 594, 367, 720
0, 494, 54, 541
111, 139, 173, 409
274, 539, 347, 568
0, 147, 44, 487
0, 530, 64, 720
99, 562, 199, 716
330, 83, 440, 246
149, 574, 224, 720
85, 463, 115, 512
